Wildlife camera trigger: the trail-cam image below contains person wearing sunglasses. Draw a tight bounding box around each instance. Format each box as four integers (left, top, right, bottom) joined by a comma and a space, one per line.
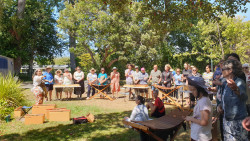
218, 59, 248, 141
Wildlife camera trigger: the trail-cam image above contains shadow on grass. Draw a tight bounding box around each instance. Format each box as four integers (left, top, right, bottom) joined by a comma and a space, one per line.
1, 111, 140, 141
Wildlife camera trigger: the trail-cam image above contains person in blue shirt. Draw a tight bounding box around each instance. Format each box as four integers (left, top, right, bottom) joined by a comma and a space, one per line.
43, 66, 54, 101
173, 68, 183, 99
98, 68, 108, 85
98, 68, 108, 98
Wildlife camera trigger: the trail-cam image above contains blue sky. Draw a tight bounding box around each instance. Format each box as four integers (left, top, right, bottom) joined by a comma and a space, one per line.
59, 3, 250, 57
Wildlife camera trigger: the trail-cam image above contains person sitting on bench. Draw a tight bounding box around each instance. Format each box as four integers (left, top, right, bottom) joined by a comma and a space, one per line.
146, 91, 165, 118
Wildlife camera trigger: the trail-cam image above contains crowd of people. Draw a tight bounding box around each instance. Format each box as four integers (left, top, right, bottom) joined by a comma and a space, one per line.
124, 53, 249, 141
31, 52, 250, 141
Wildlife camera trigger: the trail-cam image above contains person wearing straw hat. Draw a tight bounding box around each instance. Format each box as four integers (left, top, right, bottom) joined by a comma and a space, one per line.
111, 67, 120, 99
54, 69, 63, 100
185, 76, 212, 141
87, 68, 97, 99
43, 66, 54, 101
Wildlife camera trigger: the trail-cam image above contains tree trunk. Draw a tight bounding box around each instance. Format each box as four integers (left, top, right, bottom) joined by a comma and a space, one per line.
28, 57, 33, 79
14, 57, 22, 75
17, 0, 26, 18
69, 31, 76, 72
14, 0, 26, 75
217, 22, 224, 58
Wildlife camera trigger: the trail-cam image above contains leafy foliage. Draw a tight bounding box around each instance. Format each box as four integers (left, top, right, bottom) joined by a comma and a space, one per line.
0, 73, 27, 119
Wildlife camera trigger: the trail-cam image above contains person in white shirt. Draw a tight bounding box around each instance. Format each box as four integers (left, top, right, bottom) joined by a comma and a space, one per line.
73, 67, 85, 99
185, 76, 212, 141
87, 68, 98, 99
133, 66, 141, 96
54, 69, 63, 100
31, 69, 46, 105
63, 69, 73, 100
124, 95, 150, 140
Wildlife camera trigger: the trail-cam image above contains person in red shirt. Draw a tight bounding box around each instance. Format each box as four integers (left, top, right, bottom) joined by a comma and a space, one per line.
146, 91, 165, 118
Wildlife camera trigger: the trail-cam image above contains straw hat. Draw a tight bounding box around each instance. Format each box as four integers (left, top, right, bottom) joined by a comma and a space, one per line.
90, 68, 96, 72
56, 69, 62, 74
46, 66, 52, 70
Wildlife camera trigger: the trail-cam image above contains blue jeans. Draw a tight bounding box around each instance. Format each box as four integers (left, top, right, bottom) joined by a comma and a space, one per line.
87, 85, 95, 97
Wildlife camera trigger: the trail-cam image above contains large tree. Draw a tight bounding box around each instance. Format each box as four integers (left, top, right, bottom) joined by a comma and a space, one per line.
0, 0, 64, 75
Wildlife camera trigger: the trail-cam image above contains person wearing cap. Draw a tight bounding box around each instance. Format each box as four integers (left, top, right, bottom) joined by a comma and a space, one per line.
111, 67, 120, 98
138, 67, 149, 98
63, 69, 73, 100
87, 68, 98, 99
217, 59, 248, 140
54, 69, 63, 100
148, 65, 162, 99
43, 66, 54, 101
73, 67, 85, 99
125, 64, 135, 99
98, 68, 108, 97
185, 76, 212, 141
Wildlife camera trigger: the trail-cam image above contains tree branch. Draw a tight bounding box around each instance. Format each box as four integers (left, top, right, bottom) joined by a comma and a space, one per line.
108, 58, 118, 68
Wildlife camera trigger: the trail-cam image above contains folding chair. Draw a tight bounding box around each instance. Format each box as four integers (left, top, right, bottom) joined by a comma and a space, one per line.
89, 84, 113, 101
19, 106, 33, 120
153, 85, 184, 111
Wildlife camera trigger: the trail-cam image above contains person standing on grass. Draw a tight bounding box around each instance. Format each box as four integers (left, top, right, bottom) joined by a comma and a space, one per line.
185, 76, 212, 141
111, 67, 120, 99
133, 66, 141, 96
43, 66, 54, 101
87, 68, 98, 100
63, 69, 73, 100
125, 64, 134, 99
54, 70, 63, 100
32, 69, 46, 105
173, 68, 183, 100
146, 91, 165, 118
148, 65, 162, 100
217, 59, 248, 141
138, 68, 149, 98
73, 67, 85, 99
98, 68, 108, 98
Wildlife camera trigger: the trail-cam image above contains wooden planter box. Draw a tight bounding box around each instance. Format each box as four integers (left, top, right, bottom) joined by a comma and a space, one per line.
14, 106, 24, 118
48, 109, 71, 121
46, 108, 67, 120
25, 114, 45, 125
32, 104, 56, 119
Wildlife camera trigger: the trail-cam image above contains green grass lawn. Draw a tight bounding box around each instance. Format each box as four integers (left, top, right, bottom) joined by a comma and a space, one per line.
0, 89, 191, 141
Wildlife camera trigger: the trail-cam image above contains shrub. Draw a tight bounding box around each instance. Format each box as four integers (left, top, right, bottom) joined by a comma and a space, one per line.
0, 73, 27, 120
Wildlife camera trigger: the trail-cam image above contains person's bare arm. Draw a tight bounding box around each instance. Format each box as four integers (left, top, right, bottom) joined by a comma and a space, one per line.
185, 110, 210, 126
150, 105, 157, 116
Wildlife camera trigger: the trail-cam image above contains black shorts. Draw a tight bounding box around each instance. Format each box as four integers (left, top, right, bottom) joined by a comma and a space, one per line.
45, 84, 53, 91
55, 88, 63, 93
